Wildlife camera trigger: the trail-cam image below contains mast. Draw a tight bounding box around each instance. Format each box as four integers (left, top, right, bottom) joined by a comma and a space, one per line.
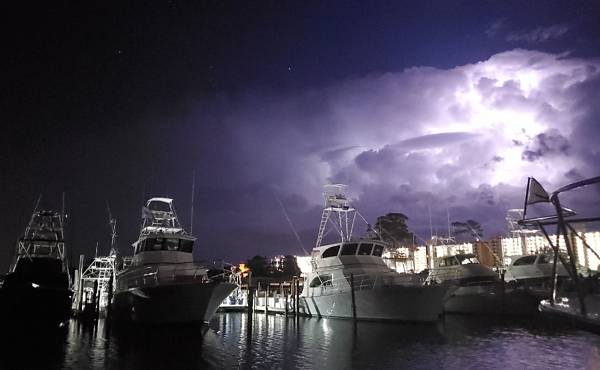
447, 208, 451, 239
428, 205, 433, 241
107, 202, 118, 255
190, 170, 195, 234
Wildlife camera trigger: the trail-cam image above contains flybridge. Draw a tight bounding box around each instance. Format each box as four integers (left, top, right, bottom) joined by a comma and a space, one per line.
13, 210, 67, 269
141, 197, 184, 231
314, 184, 377, 249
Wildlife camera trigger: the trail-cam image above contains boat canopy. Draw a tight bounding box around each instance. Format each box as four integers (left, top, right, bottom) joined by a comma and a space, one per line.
316, 240, 386, 259
148, 197, 173, 204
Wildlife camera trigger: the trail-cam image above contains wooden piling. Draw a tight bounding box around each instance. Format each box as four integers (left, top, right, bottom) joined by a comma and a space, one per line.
295, 278, 300, 317
284, 284, 289, 316
92, 279, 99, 319
106, 275, 113, 320
265, 284, 269, 315
77, 254, 84, 314
350, 273, 357, 321
247, 285, 254, 315
500, 270, 505, 314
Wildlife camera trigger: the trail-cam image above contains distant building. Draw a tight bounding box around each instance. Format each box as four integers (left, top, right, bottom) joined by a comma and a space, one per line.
382, 231, 600, 273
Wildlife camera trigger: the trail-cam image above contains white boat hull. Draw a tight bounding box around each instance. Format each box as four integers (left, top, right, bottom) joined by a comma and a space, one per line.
300, 284, 447, 322
112, 281, 236, 323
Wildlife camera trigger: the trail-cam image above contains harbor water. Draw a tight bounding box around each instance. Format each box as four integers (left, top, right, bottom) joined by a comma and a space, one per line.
1, 312, 599, 369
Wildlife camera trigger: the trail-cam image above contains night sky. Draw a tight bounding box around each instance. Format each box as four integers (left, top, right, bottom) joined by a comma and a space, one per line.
2, 1, 600, 270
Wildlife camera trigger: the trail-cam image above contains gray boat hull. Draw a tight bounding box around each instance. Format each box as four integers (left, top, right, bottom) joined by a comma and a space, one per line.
112, 281, 236, 323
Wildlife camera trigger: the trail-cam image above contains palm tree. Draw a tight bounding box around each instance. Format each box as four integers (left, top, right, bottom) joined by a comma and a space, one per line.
374, 212, 414, 247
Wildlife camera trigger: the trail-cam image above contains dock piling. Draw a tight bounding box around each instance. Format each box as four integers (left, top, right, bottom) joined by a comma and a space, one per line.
350, 273, 357, 321
265, 284, 269, 315
295, 278, 300, 317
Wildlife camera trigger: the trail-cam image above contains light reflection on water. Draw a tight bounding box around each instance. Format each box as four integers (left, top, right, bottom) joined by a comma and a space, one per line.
1, 313, 599, 369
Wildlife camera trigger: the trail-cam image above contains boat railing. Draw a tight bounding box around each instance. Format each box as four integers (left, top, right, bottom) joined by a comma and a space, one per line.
426, 268, 463, 283
313, 271, 424, 293
121, 263, 212, 289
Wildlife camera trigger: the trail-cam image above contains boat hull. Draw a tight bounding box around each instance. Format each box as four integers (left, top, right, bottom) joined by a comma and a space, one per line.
112, 281, 236, 323
539, 294, 600, 333
0, 285, 72, 326
300, 284, 447, 322
443, 284, 541, 315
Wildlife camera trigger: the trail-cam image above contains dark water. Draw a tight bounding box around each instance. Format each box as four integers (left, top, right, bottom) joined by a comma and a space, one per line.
1, 313, 599, 369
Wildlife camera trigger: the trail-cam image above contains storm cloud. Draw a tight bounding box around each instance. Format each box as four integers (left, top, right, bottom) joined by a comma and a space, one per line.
187, 49, 600, 255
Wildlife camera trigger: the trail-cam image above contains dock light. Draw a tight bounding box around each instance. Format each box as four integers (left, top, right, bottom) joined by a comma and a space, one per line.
31, 283, 40, 288
239, 263, 250, 276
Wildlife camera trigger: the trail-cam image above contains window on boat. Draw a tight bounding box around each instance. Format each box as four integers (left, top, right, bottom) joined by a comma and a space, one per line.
321, 245, 340, 258
151, 238, 164, 251
372, 245, 384, 257
513, 255, 536, 266
309, 274, 333, 287
457, 255, 479, 265
537, 254, 552, 264
340, 243, 358, 256
141, 238, 154, 252
443, 257, 457, 266
180, 239, 194, 253
165, 238, 179, 251
358, 243, 373, 255
148, 200, 171, 213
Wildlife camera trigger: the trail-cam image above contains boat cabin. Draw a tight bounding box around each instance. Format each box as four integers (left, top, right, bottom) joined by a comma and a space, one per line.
504, 253, 569, 282
436, 254, 480, 268
131, 232, 196, 266
428, 253, 499, 284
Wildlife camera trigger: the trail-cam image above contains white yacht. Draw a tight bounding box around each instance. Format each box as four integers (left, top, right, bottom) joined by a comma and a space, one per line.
426, 253, 543, 315
426, 253, 499, 286
299, 185, 447, 322
504, 253, 569, 285
426, 253, 506, 314
112, 198, 236, 323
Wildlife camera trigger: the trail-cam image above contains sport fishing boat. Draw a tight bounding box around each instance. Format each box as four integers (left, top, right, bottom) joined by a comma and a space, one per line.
425, 253, 539, 315
299, 185, 447, 322
1, 209, 73, 326
504, 253, 569, 285
519, 176, 600, 333
112, 197, 236, 323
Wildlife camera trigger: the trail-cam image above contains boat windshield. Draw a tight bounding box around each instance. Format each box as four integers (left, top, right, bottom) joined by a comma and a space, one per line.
372, 244, 384, 257
321, 245, 340, 258
340, 243, 358, 256
456, 255, 479, 265
138, 238, 194, 253
513, 255, 536, 266
357, 243, 373, 255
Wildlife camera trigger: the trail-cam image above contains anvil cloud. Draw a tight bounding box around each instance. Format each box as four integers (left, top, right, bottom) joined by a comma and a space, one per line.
191, 49, 600, 255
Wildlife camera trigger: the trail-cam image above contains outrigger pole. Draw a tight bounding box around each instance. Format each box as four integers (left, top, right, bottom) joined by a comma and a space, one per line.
520, 176, 600, 316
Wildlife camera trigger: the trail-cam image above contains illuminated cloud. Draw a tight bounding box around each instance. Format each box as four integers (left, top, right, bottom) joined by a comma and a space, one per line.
194, 49, 600, 253
506, 24, 570, 43
486, 19, 570, 43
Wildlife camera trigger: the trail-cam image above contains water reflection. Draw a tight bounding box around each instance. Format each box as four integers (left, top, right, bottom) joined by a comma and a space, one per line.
0, 313, 598, 369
